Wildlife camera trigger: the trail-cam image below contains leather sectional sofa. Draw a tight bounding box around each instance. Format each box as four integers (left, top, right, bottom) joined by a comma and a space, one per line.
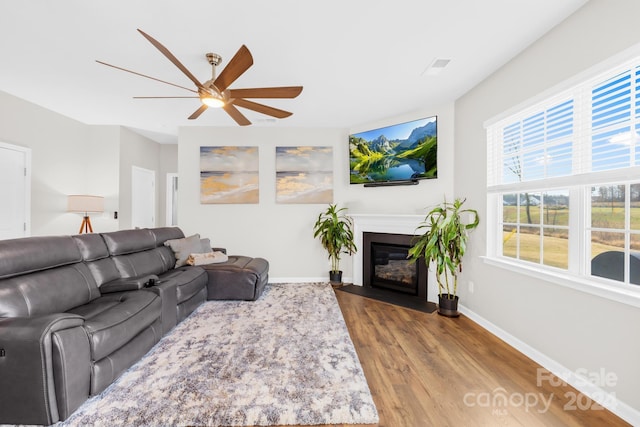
0, 226, 269, 425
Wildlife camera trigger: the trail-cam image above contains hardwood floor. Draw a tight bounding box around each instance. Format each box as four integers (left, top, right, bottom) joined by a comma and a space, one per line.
316, 289, 629, 427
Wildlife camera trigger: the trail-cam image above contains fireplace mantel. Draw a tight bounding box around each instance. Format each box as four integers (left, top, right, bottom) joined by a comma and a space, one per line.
349, 214, 424, 286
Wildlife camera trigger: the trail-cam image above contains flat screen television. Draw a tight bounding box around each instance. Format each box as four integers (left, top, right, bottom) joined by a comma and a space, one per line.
349, 116, 437, 185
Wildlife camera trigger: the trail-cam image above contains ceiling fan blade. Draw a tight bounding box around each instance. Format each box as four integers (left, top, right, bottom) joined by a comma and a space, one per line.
134, 96, 198, 99
188, 104, 208, 120
223, 103, 251, 126
214, 45, 253, 92
233, 98, 293, 119
137, 29, 205, 90
228, 86, 303, 99
96, 61, 197, 93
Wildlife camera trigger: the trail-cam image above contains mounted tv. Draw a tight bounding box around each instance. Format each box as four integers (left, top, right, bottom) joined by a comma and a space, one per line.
349, 116, 437, 186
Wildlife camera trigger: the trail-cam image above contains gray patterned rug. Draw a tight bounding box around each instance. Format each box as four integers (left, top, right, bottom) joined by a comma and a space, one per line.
59, 283, 379, 426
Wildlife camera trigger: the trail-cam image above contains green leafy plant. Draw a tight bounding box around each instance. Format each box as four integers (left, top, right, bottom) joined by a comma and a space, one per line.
313, 204, 357, 273
408, 197, 479, 299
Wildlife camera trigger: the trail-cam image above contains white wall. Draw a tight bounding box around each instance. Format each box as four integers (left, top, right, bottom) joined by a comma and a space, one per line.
0, 90, 170, 236
0, 91, 120, 235
159, 144, 178, 226
87, 126, 120, 233
177, 103, 453, 281
118, 127, 163, 230
455, 0, 640, 417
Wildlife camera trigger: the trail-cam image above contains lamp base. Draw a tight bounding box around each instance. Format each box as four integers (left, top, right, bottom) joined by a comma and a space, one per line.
79, 215, 93, 234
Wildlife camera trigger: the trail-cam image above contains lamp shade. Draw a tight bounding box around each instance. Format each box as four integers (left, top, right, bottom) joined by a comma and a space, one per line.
67, 195, 104, 213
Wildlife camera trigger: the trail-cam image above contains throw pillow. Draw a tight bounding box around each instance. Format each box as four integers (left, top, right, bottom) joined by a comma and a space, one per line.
200, 237, 214, 253
164, 234, 202, 267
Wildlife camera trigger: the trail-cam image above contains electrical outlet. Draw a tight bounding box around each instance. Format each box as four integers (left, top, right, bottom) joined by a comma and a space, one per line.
468, 281, 475, 293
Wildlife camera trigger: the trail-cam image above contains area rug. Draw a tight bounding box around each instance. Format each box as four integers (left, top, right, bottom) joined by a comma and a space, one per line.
59, 283, 379, 427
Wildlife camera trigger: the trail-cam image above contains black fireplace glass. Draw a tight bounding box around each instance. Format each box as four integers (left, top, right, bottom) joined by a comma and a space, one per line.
371, 243, 418, 295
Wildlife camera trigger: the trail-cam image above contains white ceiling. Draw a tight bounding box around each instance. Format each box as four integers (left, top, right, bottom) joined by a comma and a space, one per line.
0, 0, 587, 144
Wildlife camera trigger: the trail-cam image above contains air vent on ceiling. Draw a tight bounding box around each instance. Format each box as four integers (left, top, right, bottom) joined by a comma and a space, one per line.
423, 58, 451, 76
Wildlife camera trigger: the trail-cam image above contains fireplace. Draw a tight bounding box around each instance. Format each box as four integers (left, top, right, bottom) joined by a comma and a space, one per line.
363, 232, 428, 300
340, 214, 436, 313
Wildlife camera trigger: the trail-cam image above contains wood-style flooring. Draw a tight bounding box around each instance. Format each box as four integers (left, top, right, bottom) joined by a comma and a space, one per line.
301, 289, 630, 427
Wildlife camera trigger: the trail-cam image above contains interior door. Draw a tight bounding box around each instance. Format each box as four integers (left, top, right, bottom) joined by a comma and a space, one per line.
132, 166, 155, 228
0, 143, 30, 239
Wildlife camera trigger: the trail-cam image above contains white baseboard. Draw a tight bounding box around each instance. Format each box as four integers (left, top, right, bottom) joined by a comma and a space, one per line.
458, 304, 640, 426
269, 276, 354, 284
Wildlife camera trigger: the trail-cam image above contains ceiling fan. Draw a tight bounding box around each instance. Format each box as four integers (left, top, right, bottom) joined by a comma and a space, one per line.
96, 29, 303, 126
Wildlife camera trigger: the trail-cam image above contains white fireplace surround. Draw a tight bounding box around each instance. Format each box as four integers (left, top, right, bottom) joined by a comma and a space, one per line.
349, 214, 425, 286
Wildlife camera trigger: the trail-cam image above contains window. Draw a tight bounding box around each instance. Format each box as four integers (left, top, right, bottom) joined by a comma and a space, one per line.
486, 54, 640, 298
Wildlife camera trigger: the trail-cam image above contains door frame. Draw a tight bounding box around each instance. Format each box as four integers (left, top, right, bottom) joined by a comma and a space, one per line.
0, 141, 31, 237
165, 173, 178, 226
131, 165, 155, 228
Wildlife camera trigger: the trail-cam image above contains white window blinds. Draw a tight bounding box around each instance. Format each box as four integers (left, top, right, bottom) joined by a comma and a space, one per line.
488, 58, 640, 188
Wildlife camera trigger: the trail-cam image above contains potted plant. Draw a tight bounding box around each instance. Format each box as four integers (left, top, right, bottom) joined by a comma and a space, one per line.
313, 204, 357, 284
408, 197, 479, 317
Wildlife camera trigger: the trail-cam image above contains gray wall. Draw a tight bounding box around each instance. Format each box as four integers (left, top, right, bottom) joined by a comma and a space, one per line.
455, 0, 640, 415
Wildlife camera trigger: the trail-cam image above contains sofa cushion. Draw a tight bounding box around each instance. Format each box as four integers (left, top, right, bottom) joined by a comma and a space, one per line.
68, 290, 162, 361
85, 258, 122, 287
72, 234, 109, 262
0, 263, 100, 318
102, 229, 156, 256
157, 246, 178, 271
72, 234, 122, 287
0, 236, 82, 280
149, 227, 185, 247
203, 256, 269, 301
159, 266, 208, 304
111, 248, 169, 278
164, 234, 202, 267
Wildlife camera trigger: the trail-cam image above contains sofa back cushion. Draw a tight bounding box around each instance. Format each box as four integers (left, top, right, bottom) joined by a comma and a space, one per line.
0, 236, 82, 279
111, 248, 171, 278
73, 234, 122, 287
149, 227, 185, 247
100, 228, 181, 279
0, 235, 101, 317
101, 229, 156, 256
73, 233, 109, 261
0, 264, 101, 317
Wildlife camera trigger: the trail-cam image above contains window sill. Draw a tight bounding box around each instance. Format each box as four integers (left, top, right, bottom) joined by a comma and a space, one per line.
481, 256, 640, 309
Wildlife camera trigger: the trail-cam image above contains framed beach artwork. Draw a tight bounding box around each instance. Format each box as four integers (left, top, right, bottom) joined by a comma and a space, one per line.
200, 146, 259, 204
276, 146, 333, 204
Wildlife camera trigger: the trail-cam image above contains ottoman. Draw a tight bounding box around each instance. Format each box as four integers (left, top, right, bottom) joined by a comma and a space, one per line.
202, 255, 269, 301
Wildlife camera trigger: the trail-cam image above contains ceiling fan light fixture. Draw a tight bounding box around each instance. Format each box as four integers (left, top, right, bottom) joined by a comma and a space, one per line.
205, 95, 224, 108
201, 94, 225, 108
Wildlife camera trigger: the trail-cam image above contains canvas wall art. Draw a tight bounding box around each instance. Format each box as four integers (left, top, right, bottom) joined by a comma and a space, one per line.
200, 146, 259, 204
276, 146, 333, 204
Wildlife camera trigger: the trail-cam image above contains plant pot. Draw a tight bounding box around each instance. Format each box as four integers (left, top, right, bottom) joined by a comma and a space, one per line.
437, 294, 460, 317
329, 270, 343, 285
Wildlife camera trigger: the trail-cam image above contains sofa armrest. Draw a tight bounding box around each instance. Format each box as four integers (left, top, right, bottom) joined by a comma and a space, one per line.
100, 274, 160, 293
144, 280, 178, 334
0, 313, 87, 425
